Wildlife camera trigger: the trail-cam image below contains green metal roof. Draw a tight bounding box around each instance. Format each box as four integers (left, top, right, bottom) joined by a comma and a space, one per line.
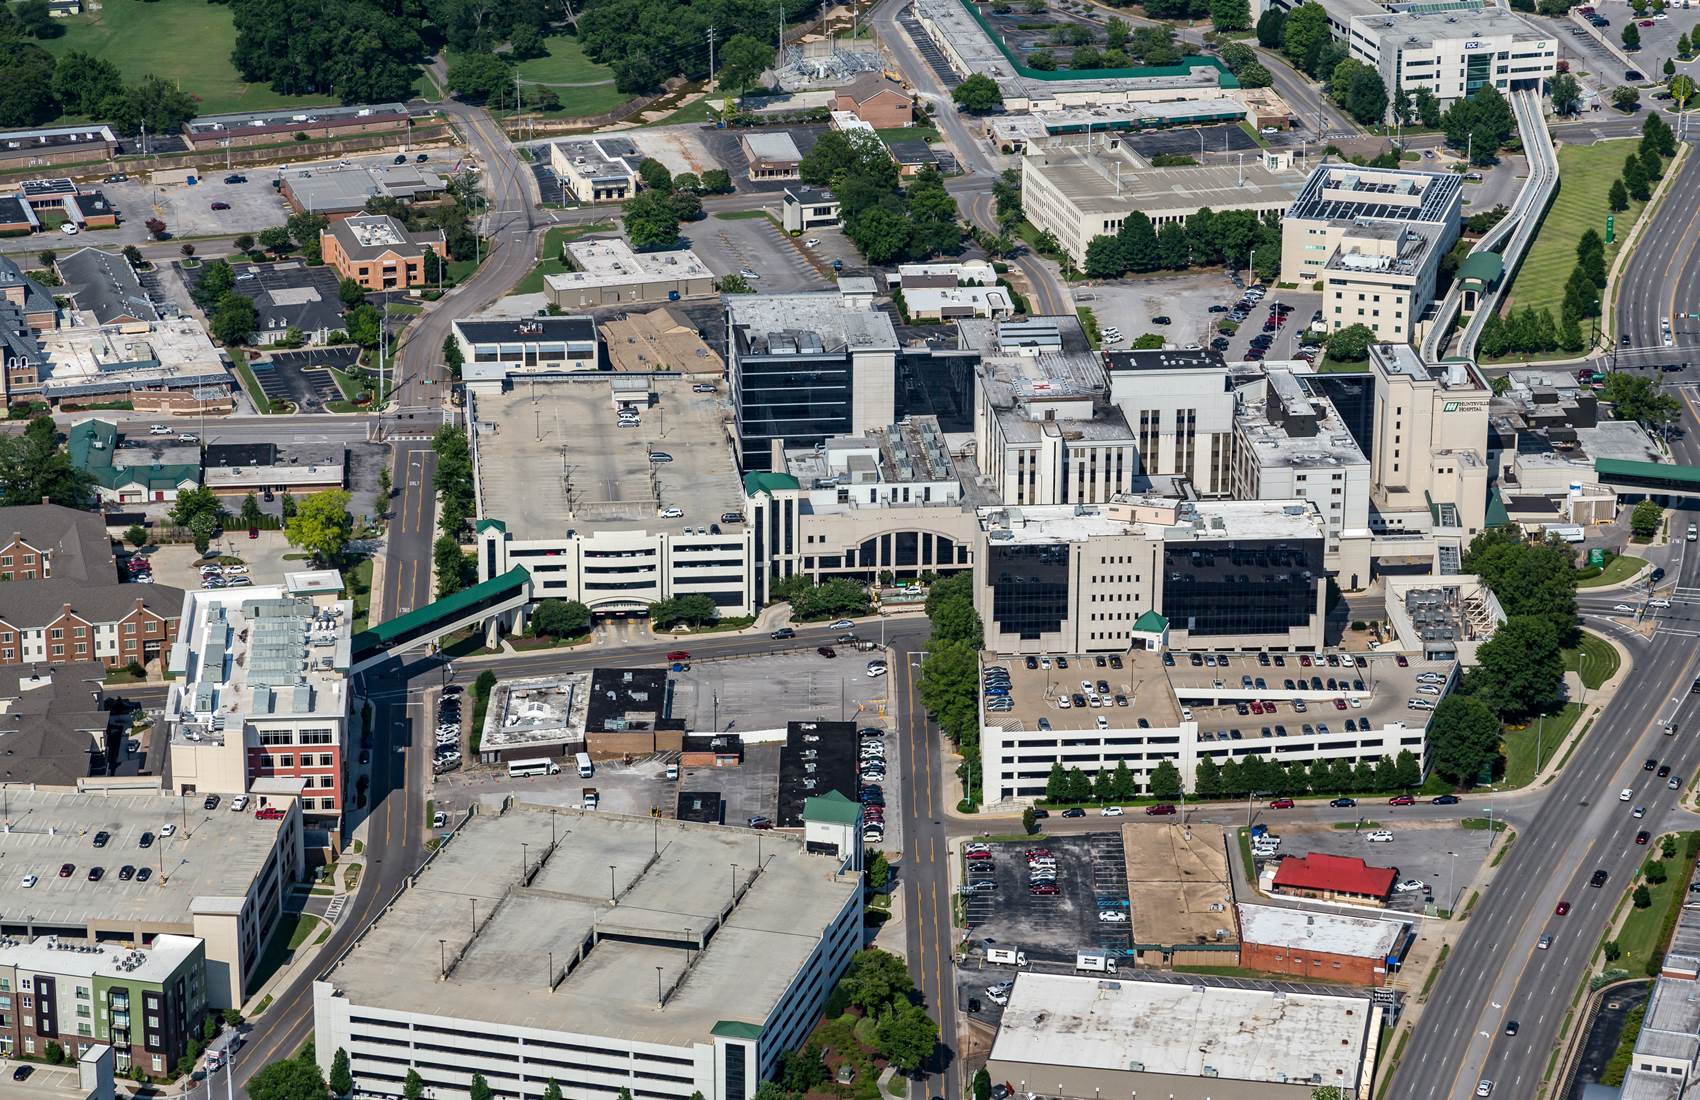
743, 471, 800, 496
1133, 610, 1168, 632
1595, 457, 1700, 486
352, 565, 530, 654
803, 789, 863, 826
711, 1020, 764, 1040
953, 0, 1238, 85
1485, 487, 1511, 528
1457, 252, 1504, 289
68, 419, 200, 493
475, 518, 508, 534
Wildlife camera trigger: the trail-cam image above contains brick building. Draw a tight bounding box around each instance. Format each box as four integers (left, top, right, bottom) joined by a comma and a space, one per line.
1270, 852, 1397, 907
319, 214, 445, 291
0, 504, 183, 670
1235, 903, 1410, 986
831, 74, 914, 129
181, 103, 410, 150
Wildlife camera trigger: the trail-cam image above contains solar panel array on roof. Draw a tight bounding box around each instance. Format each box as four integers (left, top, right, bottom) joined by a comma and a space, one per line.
1288, 165, 1461, 226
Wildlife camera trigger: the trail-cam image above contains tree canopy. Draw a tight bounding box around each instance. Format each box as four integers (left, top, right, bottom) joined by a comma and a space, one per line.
285, 489, 355, 566
0, 418, 93, 509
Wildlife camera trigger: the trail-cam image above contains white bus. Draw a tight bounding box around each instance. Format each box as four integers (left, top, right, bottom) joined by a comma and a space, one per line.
509, 758, 561, 778
575, 751, 594, 778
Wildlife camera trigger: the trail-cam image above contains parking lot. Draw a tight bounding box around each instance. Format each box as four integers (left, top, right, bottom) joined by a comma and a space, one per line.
1259, 818, 1501, 913
1219, 288, 1323, 366
962, 833, 1132, 965
251, 346, 360, 412
1077, 272, 1241, 351
668, 649, 890, 733
684, 213, 834, 292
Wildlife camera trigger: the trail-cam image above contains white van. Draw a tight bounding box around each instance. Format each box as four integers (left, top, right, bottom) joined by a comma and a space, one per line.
986, 948, 1028, 967
576, 751, 595, 778
1075, 952, 1117, 974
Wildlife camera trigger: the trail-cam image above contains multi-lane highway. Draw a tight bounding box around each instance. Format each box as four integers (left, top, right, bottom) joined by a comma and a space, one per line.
1615, 144, 1700, 353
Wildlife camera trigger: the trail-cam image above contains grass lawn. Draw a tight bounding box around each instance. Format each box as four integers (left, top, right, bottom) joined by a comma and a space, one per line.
1563, 631, 1621, 689
1612, 832, 1700, 973
1578, 553, 1647, 589
1317, 357, 1370, 373
348, 556, 374, 631
513, 223, 613, 294
41, 0, 338, 117
511, 34, 616, 86
228, 349, 277, 414
714, 209, 771, 221
646, 96, 719, 126
1501, 702, 1583, 788
876, 126, 942, 145
245, 912, 321, 996
1506, 139, 1649, 322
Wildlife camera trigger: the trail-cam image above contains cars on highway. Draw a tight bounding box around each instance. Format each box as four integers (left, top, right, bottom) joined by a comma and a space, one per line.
1538, 933, 1553, 949
1330, 797, 1357, 807
1100, 806, 1124, 816
1388, 795, 1416, 805
1556, 900, 1570, 915
1591, 869, 1610, 887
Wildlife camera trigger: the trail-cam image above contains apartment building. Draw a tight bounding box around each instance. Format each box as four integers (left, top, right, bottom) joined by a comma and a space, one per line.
0, 935, 205, 1076
314, 804, 863, 1100
164, 585, 354, 824
1281, 164, 1463, 343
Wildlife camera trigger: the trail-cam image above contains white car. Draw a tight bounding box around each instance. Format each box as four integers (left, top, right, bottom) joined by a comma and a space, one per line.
230, 795, 249, 812
1634, 805, 1647, 818
866, 666, 887, 679
20, 874, 36, 889
1614, 603, 1636, 613
1620, 787, 1634, 802
1366, 830, 1394, 842
1100, 806, 1124, 816
661, 507, 684, 519
62, 222, 79, 235
1096, 715, 1109, 730
221, 564, 249, 575
986, 987, 1010, 1006
161, 823, 176, 837
1097, 910, 1129, 923
804, 237, 822, 246
1394, 878, 1427, 893
1261, 125, 1280, 134
830, 619, 855, 629
1476, 1082, 1493, 1098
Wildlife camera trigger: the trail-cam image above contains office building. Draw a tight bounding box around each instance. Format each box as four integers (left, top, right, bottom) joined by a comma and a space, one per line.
781, 187, 840, 234
1235, 903, 1409, 986
1022, 136, 1304, 266
986, 972, 1376, 1100
319, 215, 445, 291
974, 496, 1328, 654
201, 443, 346, 496
0, 504, 184, 671
313, 803, 863, 1100
1103, 348, 1243, 498
279, 163, 447, 218
163, 584, 354, 824
1366, 344, 1490, 540
1230, 367, 1372, 587
977, 646, 1433, 801
1345, 6, 1555, 110
5, 318, 233, 413
831, 75, 914, 128
966, 317, 1141, 506
0, 934, 206, 1075
181, 103, 411, 149
1282, 165, 1463, 343
68, 419, 200, 505
895, 263, 1013, 320
740, 133, 804, 181
452, 316, 600, 391
0, 787, 303, 1008
599, 309, 723, 375
726, 286, 900, 469
550, 138, 645, 204
544, 239, 716, 310
54, 250, 159, 327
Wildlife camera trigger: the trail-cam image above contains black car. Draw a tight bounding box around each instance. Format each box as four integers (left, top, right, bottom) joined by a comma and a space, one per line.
1032, 808, 1049, 819
136, 866, 152, 882
204, 794, 220, 810
1431, 794, 1461, 805
1660, 764, 1673, 777
93, 830, 110, 847
1025, 656, 1039, 669
88, 867, 103, 882
1653, 567, 1667, 582
118, 865, 135, 881
223, 174, 247, 184
1210, 337, 1231, 350
394, 154, 408, 164
1062, 807, 1086, 818
1591, 869, 1610, 887
13, 1066, 31, 1081
138, 831, 153, 848
1151, 315, 1171, 325
1646, 758, 1659, 770
1504, 1020, 1519, 1036
1330, 797, 1357, 808
1209, 304, 1229, 313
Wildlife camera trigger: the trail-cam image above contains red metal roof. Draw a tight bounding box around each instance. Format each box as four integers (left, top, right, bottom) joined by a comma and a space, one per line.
1272, 852, 1397, 898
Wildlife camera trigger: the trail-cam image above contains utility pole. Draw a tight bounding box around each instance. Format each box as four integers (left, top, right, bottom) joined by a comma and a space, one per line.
777, 0, 785, 62
708, 26, 718, 95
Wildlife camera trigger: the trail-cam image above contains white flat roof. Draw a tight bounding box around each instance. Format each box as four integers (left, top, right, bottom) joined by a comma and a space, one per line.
991, 972, 1370, 1087
1236, 903, 1406, 959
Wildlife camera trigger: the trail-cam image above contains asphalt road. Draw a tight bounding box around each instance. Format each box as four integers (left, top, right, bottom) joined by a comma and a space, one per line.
1614, 141, 1700, 352
376, 442, 440, 624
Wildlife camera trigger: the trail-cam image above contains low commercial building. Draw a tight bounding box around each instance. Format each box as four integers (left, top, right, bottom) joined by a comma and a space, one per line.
452, 316, 600, 391
279, 163, 447, 218
181, 103, 411, 149
741, 132, 804, 181
1236, 903, 1409, 986
781, 187, 839, 233
202, 442, 346, 496
0, 125, 117, 171
986, 971, 1376, 1100
0, 934, 206, 1074
1022, 136, 1305, 266
54, 249, 159, 326
6, 318, 233, 413
831, 74, 913, 128
977, 647, 1434, 802
543, 239, 716, 310
895, 262, 1011, 320
0, 786, 303, 1009
974, 496, 1329, 654
1382, 576, 1503, 664
984, 99, 1252, 153
726, 286, 900, 468
0, 503, 184, 671
68, 419, 201, 504
163, 583, 354, 825
313, 803, 864, 1100
227, 261, 346, 347
1282, 165, 1463, 343
550, 137, 645, 204
1272, 852, 1398, 906
319, 214, 445, 291
476, 672, 591, 763
599, 308, 723, 375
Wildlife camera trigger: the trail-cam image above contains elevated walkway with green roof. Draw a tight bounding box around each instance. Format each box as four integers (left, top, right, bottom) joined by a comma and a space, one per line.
1594, 458, 1700, 497
350, 565, 532, 671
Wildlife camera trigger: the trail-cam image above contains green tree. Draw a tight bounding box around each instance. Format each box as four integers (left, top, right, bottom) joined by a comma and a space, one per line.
170, 485, 223, 529
1256, 6, 1285, 46
1326, 323, 1376, 362
1148, 760, 1182, 799
0, 418, 95, 509
1550, 71, 1582, 116
1645, 859, 1668, 885
974, 1068, 993, 1100
1046, 761, 1069, 803
623, 189, 682, 250
1195, 756, 1221, 798
530, 599, 592, 639
718, 33, 775, 94
1429, 695, 1501, 784
1329, 57, 1388, 124
1462, 529, 1579, 640
701, 168, 733, 194
285, 489, 355, 566
1022, 805, 1038, 835
338, 278, 368, 308
246, 1056, 327, 1100
919, 639, 981, 750
330, 1048, 354, 1096
1641, 147, 1663, 184
651, 594, 721, 628
1211, 0, 1250, 30
780, 1045, 829, 1093
1613, 84, 1641, 111
447, 52, 514, 103
1602, 372, 1680, 425
239, 492, 264, 528
542, 1081, 563, 1100
345, 304, 383, 349
52, 51, 123, 117
875, 1001, 938, 1073
1281, 3, 1334, 76
925, 572, 983, 647
638, 157, 674, 194
1393, 749, 1422, 789
953, 73, 1004, 113
126, 524, 148, 549
1084, 234, 1128, 279
841, 949, 914, 1013
470, 1074, 494, 1100
673, 172, 702, 193
442, 335, 465, 380
1065, 766, 1093, 803
1634, 883, 1653, 908
1632, 499, 1663, 539
1604, 940, 1623, 961
1623, 21, 1641, 50
210, 292, 259, 346
1116, 211, 1160, 272
1610, 177, 1630, 213
434, 534, 470, 598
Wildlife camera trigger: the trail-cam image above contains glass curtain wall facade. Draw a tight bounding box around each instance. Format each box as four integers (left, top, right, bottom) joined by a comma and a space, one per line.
1160, 538, 1323, 637
735, 354, 853, 470
986, 543, 1071, 640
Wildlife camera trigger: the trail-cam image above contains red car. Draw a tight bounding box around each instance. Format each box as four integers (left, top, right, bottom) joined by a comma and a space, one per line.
666, 650, 691, 661
1026, 848, 1052, 858
1637, 830, 1651, 845
1396, 655, 1409, 667
1388, 794, 1416, 806
59, 863, 74, 877
1639, 17, 1654, 25
966, 849, 993, 861
1300, 655, 1313, 667
1268, 798, 1295, 809
1145, 804, 1177, 815
1249, 701, 1265, 714
1556, 900, 1571, 915
1333, 699, 1348, 710
1029, 884, 1058, 895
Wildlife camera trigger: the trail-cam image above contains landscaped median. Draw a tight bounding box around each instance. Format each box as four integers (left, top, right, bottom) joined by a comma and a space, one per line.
1600, 831, 1700, 978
